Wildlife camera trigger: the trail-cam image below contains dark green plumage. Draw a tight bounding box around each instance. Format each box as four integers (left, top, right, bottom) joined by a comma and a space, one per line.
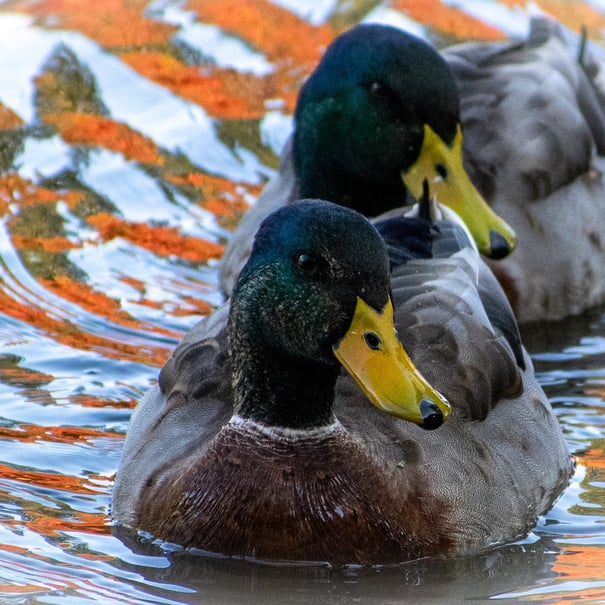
293, 23, 459, 216
229, 199, 389, 429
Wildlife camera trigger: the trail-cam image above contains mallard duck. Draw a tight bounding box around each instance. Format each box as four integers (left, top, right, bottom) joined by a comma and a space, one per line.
112, 198, 572, 565
220, 19, 605, 323
219, 23, 516, 298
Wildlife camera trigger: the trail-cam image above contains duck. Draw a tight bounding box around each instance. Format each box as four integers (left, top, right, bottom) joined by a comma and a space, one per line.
219, 19, 605, 323
112, 197, 572, 565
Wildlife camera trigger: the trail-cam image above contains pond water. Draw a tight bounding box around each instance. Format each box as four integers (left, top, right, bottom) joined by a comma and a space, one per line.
0, 1, 604, 603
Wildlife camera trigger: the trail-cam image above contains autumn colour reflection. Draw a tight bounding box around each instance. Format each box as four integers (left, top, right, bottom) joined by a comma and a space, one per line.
0, 0, 602, 602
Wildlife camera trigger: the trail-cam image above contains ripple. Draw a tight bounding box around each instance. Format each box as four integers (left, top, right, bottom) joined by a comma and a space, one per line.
0, 2, 604, 604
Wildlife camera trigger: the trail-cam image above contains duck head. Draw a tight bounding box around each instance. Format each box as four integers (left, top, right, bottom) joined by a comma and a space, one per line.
293, 24, 516, 260
229, 199, 451, 430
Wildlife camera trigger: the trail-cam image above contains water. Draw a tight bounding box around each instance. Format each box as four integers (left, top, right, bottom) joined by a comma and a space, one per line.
0, 1, 603, 603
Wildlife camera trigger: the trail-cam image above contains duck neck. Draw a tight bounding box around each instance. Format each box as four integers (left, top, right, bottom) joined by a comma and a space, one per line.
292, 103, 415, 217
296, 160, 411, 217
232, 346, 340, 430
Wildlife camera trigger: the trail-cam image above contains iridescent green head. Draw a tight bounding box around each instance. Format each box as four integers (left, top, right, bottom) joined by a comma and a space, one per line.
293, 24, 516, 259
229, 200, 450, 430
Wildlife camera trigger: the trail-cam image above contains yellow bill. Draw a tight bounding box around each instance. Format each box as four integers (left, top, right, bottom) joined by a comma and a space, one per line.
402, 124, 516, 259
333, 297, 450, 430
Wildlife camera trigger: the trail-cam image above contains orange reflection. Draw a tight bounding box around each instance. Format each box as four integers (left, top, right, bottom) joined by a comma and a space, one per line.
0, 367, 53, 385
87, 213, 224, 263
0, 175, 192, 343
552, 544, 605, 576
170, 296, 213, 316
166, 172, 254, 230
21, 505, 109, 537
551, 546, 605, 600
187, 0, 333, 67
68, 393, 136, 409
39, 275, 182, 340
0, 287, 172, 366
43, 113, 164, 166
12, 235, 78, 254
166, 172, 243, 201
0, 104, 23, 129
0, 460, 111, 535
0, 424, 121, 445
118, 276, 145, 293
0, 463, 103, 495
10, 0, 176, 48
394, 0, 505, 40
187, 0, 334, 112
0, 584, 44, 594
0, 175, 41, 217
120, 51, 272, 120
577, 447, 605, 470
0, 173, 81, 211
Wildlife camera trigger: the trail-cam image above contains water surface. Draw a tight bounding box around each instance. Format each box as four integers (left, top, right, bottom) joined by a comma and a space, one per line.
0, 1, 604, 603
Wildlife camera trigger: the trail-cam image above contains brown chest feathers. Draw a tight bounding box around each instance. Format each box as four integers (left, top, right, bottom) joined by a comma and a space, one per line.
135, 419, 453, 565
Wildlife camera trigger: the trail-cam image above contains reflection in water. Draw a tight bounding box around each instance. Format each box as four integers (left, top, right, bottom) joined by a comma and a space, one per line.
0, 1, 603, 603
110, 530, 567, 605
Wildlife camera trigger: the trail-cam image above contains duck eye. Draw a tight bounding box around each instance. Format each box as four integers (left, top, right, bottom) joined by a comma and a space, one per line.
364, 332, 382, 350
369, 81, 383, 97
435, 163, 448, 180
296, 253, 317, 274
